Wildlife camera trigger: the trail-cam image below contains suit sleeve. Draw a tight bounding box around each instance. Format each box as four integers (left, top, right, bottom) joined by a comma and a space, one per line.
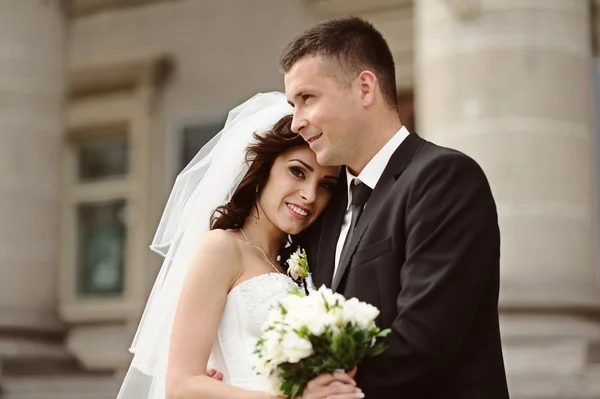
362, 151, 500, 395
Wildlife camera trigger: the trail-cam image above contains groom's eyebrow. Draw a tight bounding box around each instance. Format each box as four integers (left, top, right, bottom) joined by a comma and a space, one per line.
289, 159, 339, 181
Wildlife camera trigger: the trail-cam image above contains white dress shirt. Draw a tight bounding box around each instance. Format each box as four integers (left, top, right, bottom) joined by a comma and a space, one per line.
333, 126, 410, 277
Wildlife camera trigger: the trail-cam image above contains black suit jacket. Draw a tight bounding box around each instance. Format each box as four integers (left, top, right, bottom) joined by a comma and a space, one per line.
297, 133, 510, 399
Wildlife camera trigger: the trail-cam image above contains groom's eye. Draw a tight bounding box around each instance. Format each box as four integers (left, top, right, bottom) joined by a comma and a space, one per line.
302, 94, 312, 102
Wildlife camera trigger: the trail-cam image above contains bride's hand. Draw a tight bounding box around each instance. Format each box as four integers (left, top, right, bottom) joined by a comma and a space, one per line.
206, 368, 223, 381
300, 369, 363, 399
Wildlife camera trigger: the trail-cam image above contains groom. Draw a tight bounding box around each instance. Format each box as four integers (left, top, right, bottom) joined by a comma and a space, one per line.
283, 17, 510, 399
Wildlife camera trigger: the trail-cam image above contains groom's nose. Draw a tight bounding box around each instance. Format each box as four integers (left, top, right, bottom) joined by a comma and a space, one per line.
291, 113, 308, 137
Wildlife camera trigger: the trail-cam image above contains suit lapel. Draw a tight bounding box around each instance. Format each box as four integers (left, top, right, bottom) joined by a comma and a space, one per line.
331, 133, 425, 291
313, 174, 348, 287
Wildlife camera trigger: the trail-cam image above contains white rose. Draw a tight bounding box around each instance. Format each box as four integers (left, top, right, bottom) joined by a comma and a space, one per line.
324, 305, 344, 331
285, 308, 311, 333
318, 285, 346, 308
342, 297, 380, 329
262, 329, 287, 365
253, 356, 274, 376
303, 293, 330, 335
279, 294, 303, 320
262, 306, 285, 332
282, 292, 330, 336
267, 373, 284, 396
280, 330, 313, 363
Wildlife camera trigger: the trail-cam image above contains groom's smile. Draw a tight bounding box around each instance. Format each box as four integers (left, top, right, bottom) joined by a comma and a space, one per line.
307, 133, 322, 144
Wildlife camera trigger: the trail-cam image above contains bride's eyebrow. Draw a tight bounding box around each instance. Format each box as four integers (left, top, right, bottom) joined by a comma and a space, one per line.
288, 159, 313, 172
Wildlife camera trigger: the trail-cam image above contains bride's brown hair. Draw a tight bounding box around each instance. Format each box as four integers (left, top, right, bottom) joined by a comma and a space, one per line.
210, 114, 305, 231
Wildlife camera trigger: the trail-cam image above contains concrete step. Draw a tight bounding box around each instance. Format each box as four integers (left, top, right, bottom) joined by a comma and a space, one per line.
507, 367, 600, 399
1, 374, 121, 399
0, 336, 70, 361
0, 335, 81, 376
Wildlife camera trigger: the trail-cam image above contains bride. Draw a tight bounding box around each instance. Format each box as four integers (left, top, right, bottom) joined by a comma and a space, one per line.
117, 93, 363, 399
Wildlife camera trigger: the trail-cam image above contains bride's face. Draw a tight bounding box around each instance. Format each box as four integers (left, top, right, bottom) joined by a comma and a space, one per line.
257, 145, 340, 235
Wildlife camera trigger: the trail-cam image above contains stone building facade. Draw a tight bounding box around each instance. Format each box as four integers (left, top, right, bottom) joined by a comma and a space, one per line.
1, 0, 599, 397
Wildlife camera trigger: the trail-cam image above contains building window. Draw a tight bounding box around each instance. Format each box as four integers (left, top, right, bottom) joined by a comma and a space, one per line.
78, 136, 129, 182
66, 127, 131, 297
77, 199, 127, 294
181, 122, 225, 170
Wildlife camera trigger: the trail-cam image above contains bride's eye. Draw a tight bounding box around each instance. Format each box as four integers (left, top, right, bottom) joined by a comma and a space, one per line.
290, 167, 305, 178
319, 181, 335, 191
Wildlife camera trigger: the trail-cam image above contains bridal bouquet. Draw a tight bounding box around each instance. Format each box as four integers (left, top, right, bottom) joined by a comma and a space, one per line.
253, 284, 391, 398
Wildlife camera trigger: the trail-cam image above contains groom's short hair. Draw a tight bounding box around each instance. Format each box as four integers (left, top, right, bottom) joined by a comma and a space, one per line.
280, 16, 397, 109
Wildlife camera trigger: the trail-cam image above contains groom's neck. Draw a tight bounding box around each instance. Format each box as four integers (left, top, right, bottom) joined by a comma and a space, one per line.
349, 112, 402, 175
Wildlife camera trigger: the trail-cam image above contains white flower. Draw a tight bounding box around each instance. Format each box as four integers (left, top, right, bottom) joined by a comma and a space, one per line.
262, 305, 285, 332
317, 285, 347, 310
253, 356, 274, 376
323, 305, 344, 333
286, 248, 309, 280
267, 373, 284, 396
280, 293, 328, 336
280, 330, 313, 363
261, 329, 287, 365
287, 286, 346, 336
279, 292, 304, 310
342, 297, 380, 329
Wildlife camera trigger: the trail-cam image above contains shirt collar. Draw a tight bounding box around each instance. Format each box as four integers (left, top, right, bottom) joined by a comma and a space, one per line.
346, 126, 410, 207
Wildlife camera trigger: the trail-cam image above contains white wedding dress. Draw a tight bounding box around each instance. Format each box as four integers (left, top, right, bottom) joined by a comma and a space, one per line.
207, 272, 296, 391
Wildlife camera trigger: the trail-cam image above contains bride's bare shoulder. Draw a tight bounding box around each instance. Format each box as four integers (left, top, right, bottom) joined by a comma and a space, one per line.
196, 229, 243, 263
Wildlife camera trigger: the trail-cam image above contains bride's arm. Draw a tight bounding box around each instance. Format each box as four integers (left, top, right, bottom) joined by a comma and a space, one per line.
166, 229, 266, 399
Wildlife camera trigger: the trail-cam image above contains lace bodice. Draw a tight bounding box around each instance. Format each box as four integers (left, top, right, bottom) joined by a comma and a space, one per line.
207, 273, 296, 391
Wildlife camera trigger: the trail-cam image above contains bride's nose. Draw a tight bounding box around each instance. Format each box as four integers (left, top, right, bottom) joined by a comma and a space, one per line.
299, 185, 317, 203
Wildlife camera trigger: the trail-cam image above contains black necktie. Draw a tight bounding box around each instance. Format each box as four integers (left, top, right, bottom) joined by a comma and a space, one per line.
340, 180, 372, 260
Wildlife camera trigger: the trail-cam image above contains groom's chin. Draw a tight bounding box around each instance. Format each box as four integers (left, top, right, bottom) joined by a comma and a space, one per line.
315, 151, 335, 167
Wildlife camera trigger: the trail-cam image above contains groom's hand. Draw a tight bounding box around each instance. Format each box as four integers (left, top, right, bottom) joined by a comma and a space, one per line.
206, 368, 223, 381
302, 369, 363, 399
346, 366, 357, 379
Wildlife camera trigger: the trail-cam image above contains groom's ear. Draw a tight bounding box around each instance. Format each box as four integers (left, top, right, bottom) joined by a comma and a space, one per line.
358, 70, 377, 108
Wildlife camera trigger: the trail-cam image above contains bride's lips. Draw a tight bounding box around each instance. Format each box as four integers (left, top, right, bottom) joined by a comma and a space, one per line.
286, 202, 311, 220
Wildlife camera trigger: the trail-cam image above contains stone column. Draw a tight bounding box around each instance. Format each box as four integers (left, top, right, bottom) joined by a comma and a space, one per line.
0, 0, 65, 331
416, 0, 600, 396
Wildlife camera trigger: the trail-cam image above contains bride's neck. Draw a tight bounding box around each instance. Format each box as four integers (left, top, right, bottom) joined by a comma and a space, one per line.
241, 213, 286, 261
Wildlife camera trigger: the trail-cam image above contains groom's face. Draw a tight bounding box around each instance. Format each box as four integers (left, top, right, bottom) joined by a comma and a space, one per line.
284, 55, 362, 167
